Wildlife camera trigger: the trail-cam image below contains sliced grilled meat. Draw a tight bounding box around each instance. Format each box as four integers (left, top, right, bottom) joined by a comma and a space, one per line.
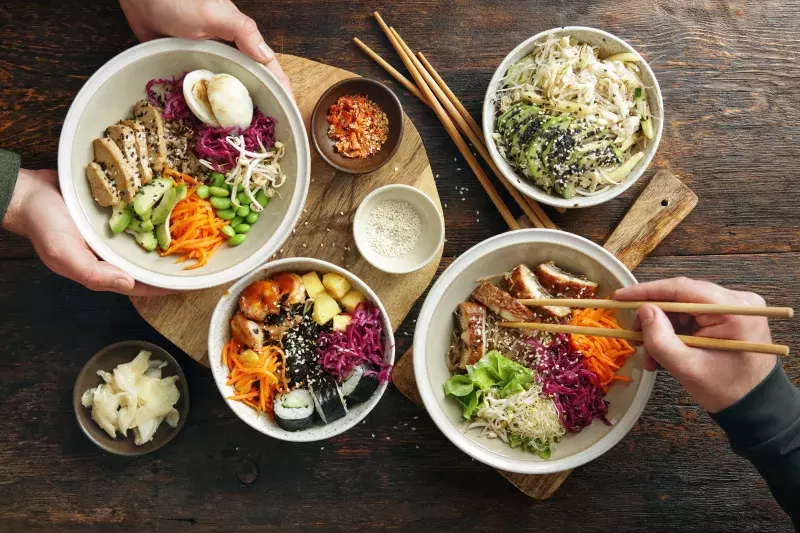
506, 264, 571, 319
455, 302, 486, 368
471, 282, 535, 322
85, 162, 120, 207
534, 261, 598, 299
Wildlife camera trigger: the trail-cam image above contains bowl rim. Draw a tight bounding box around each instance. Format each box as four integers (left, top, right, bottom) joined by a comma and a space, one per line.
310, 77, 404, 175
481, 26, 664, 209
57, 38, 310, 290
412, 229, 656, 474
72, 340, 189, 456
352, 184, 445, 274
207, 257, 396, 442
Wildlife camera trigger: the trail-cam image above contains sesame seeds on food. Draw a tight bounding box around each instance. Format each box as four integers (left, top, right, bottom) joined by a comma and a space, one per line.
365, 200, 421, 258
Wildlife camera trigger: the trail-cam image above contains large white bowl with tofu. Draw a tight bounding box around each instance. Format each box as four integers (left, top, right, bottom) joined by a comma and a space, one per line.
58, 38, 309, 290
208, 258, 395, 442
413, 229, 655, 474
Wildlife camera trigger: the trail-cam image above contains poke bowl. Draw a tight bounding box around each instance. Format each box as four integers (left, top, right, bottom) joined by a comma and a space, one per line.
208, 258, 395, 442
58, 38, 310, 290
482, 27, 663, 209
413, 229, 655, 474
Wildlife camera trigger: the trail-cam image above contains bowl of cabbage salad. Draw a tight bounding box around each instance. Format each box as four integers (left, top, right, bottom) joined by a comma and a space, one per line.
483, 27, 663, 209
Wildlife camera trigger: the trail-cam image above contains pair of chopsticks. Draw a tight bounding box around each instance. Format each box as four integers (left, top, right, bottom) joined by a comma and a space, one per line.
355, 13, 558, 231
500, 300, 794, 356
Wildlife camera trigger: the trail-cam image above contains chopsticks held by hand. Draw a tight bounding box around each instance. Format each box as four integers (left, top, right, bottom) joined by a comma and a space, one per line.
499, 322, 791, 357
518, 299, 794, 319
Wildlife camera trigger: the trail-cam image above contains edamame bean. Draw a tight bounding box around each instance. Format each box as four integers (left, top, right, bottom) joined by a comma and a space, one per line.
221, 225, 236, 238
228, 233, 247, 246
233, 223, 251, 234
216, 208, 236, 220
237, 183, 245, 193
196, 185, 211, 199
211, 172, 225, 187
230, 216, 243, 228
245, 212, 259, 224
254, 190, 269, 207
209, 196, 232, 210
236, 205, 250, 217
237, 192, 249, 205
209, 186, 229, 197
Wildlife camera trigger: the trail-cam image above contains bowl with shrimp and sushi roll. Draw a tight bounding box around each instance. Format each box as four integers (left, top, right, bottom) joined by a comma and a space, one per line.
208, 258, 394, 441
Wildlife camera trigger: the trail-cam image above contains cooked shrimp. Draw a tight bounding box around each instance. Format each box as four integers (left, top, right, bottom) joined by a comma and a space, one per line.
230, 313, 264, 350
272, 272, 306, 306
239, 280, 282, 321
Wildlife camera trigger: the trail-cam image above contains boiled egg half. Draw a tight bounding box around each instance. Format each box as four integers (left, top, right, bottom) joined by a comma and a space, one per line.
183, 71, 254, 129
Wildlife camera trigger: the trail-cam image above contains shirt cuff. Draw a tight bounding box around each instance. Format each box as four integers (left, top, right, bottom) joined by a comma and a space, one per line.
0, 149, 22, 223
711, 359, 800, 456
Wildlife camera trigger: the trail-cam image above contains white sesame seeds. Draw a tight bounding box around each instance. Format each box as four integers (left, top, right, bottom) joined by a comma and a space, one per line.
365, 200, 421, 258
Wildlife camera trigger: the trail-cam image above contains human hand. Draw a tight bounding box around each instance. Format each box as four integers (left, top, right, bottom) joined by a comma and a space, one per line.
614, 277, 776, 413
2, 169, 172, 297
119, 0, 292, 93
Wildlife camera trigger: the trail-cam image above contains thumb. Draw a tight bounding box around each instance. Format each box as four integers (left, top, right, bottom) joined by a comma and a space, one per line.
638, 303, 693, 373
80, 260, 137, 294
202, 6, 275, 64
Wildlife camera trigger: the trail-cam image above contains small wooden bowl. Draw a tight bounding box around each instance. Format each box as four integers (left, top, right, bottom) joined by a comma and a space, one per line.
311, 78, 404, 174
73, 340, 189, 456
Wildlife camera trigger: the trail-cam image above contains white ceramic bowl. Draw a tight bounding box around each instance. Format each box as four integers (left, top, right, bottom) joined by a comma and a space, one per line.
208, 257, 395, 442
353, 184, 444, 275
413, 229, 655, 474
58, 38, 310, 290
482, 27, 664, 209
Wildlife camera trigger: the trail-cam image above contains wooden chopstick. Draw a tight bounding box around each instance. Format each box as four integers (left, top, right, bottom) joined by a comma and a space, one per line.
387, 27, 549, 230
519, 299, 794, 318
371, 13, 521, 229
352, 37, 430, 107
412, 50, 557, 230
499, 322, 791, 357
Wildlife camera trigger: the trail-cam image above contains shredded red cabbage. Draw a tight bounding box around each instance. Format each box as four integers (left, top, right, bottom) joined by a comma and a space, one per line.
532, 334, 610, 432
316, 302, 392, 384
194, 109, 277, 172
146, 72, 194, 121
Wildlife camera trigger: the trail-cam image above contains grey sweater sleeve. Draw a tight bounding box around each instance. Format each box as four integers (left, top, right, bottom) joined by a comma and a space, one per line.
0, 148, 21, 223
711, 360, 800, 526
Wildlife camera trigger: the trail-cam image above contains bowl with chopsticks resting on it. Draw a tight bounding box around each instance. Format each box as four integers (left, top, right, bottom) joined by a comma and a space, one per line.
311, 77, 404, 174
58, 38, 310, 290
208, 258, 395, 442
483, 27, 664, 209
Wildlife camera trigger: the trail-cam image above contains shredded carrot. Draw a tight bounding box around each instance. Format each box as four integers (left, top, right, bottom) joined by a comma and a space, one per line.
570, 307, 636, 393
222, 339, 288, 419
159, 166, 228, 270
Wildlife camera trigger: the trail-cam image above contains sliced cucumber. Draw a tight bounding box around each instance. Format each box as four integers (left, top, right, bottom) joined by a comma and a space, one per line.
606, 152, 645, 182
127, 229, 158, 251
641, 118, 654, 140
109, 203, 132, 234
151, 188, 177, 226
128, 218, 155, 232
133, 178, 173, 217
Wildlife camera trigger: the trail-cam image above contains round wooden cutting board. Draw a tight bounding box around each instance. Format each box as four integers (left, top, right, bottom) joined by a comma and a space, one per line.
131, 54, 442, 366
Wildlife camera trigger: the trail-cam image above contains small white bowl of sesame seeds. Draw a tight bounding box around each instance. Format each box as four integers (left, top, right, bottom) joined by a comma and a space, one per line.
353, 184, 444, 275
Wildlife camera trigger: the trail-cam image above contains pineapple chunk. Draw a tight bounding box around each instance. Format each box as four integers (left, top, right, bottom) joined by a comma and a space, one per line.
312, 292, 340, 326
322, 272, 352, 299
332, 315, 352, 332
340, 289, 366, 312
302, 272, 325, 298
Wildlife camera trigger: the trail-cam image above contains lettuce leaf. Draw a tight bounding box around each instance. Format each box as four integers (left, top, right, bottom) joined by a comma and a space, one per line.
444, 351, 535, 420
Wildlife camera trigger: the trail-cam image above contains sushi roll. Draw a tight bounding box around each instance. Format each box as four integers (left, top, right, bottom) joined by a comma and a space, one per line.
340, 365, 380, 404
274, 389, 315, 431
309, 374, 347, 424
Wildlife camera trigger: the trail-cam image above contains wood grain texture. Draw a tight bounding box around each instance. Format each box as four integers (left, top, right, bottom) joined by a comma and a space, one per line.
130, 55, 442, 365
391, 170, 694, 499
0, 1, 799, 531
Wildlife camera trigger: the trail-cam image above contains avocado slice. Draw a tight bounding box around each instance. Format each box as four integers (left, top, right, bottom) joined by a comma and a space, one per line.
151, 188, 177, 226
155, 219, 171, 251
524, 116, 562, 181
554, 179, 576, 199
174, 184, 188, 202
128, 217, 155, 233
126, 229, 158, 251
132, 178, 172, 217
109, 203, 132, 234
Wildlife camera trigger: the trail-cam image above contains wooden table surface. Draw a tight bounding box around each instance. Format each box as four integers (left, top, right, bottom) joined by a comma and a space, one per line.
1, 1, 798, 531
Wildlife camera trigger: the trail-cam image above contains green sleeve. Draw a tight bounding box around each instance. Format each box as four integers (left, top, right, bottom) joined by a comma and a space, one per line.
0, 149, 22, 223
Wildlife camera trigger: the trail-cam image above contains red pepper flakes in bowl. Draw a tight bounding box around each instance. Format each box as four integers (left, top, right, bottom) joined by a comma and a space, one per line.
326, 94, 389, 159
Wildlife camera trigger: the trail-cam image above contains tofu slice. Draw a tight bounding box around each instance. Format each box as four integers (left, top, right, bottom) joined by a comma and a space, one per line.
455, 302, 486, 369
105, 124, 142, 190
471, 282, 535, 322
85, 162, 120, 207
507, 264, 571, 319
119, 120, 153, 184
133, 100, 167, 173
92, 138, 138, 203
534, 261, 598, 299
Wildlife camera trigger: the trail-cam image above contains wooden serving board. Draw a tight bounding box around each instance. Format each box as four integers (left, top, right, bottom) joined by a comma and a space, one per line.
131, 54, 442, 364
391, 169, 698, 499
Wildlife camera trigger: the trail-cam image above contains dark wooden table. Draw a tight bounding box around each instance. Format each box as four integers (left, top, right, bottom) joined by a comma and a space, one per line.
1, 1, 798, 531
